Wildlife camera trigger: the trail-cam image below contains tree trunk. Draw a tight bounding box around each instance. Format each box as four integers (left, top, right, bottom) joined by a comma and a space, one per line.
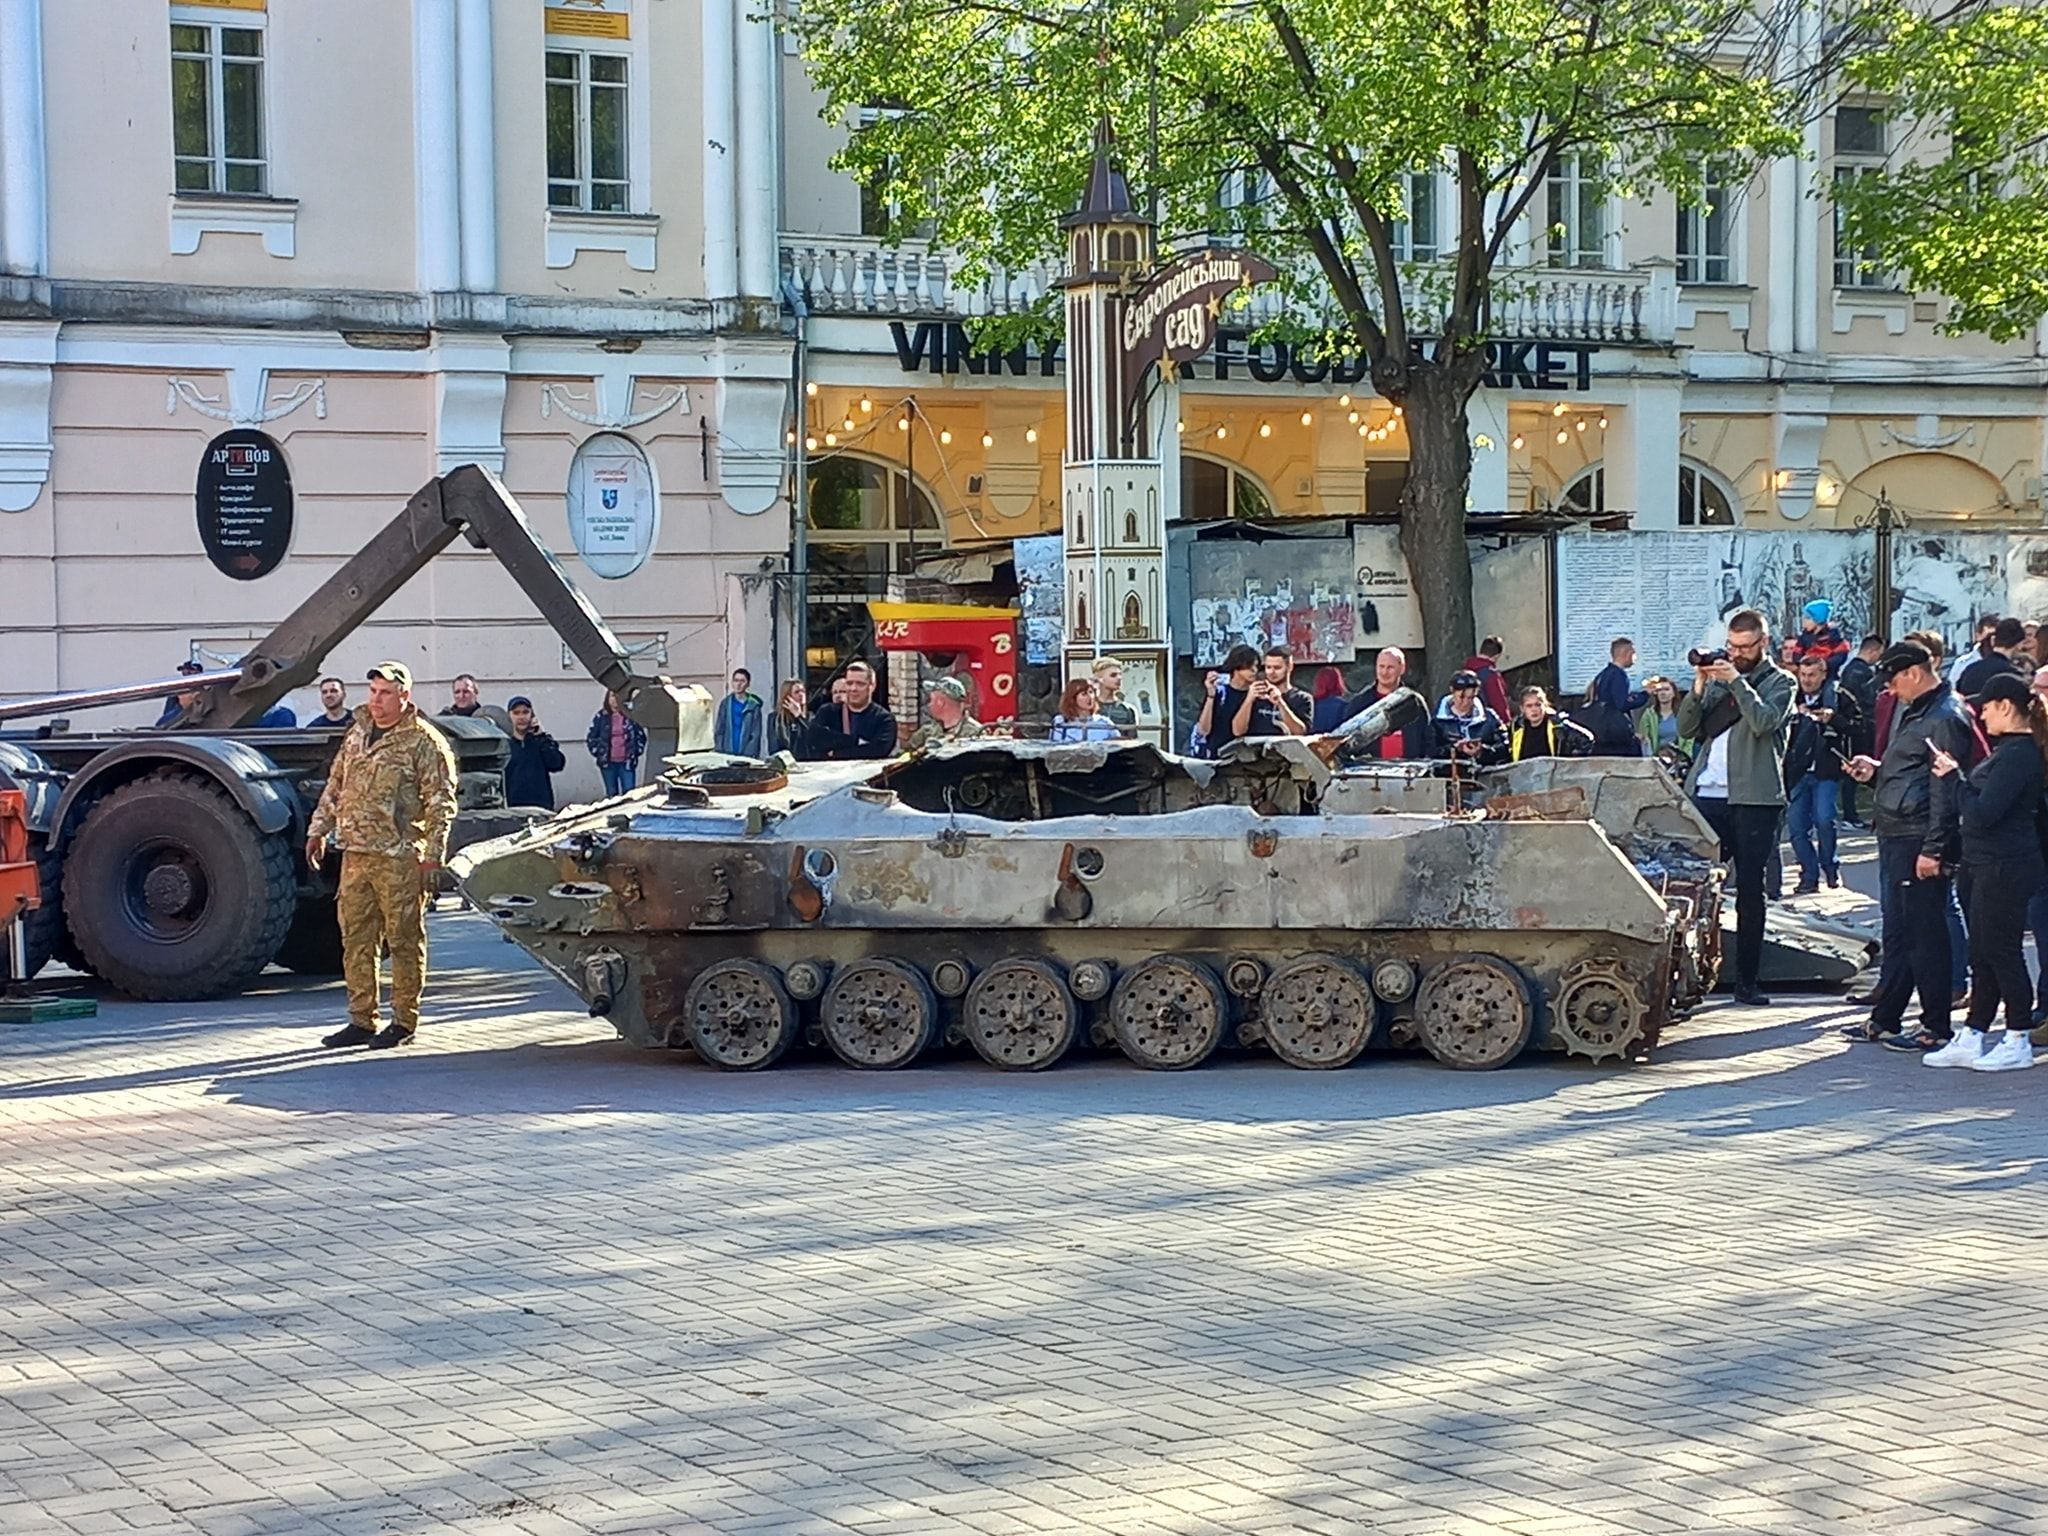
1395, 361, 1485, 693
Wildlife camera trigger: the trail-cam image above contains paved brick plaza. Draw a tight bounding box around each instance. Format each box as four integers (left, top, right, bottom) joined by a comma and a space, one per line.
4, 890, 2046, 1536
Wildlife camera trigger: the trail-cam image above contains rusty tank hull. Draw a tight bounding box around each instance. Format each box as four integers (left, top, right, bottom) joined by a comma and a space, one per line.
453, 731, 1715, 1072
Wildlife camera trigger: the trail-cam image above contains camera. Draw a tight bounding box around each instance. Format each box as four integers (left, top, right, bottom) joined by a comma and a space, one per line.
1688, 647, 1728, 668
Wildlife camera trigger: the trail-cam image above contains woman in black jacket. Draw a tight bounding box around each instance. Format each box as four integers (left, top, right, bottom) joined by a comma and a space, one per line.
1928, 671, 2047, 1071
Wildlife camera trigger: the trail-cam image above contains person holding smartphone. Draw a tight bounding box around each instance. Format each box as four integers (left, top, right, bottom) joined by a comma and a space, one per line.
1194, 645, 1263, 755
1842, 642, 1977, 1052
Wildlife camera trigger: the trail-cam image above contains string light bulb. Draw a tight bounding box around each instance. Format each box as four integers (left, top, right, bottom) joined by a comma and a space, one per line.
824, 432, 837, 446
1339, 393, 1352, 407
1574, 419, 1587, 433
1215, 424, 1227, 439
842, 416, 855, 431
786, 429, 797, 445
939, 427, 953, 445
1300, 411, 1313, 426
804, 435, 818, 451
804, 381, 817, 397
981, 431, 993, 448
1358, 423, 1369, 437
897, 415, 910, 431
1511, 434, 1525, 450
1025, 426, 1039, 444
1176, 419, 1186, 434
1598, 415, 1609, 429
1555, 428, 1568, 444
1348, 410, 1360, 424
859, 396, 873, 413
1552, 401, 1567, 417
1392, 405, 1404, 417
1258, 421, 1272, 438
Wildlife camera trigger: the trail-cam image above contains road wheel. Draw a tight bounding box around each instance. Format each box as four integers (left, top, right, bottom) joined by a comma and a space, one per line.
63, 770, 295, 1001
1414, 955, 1534, 1070
272, 894, 344, 976
1111, 957, 1228, 1070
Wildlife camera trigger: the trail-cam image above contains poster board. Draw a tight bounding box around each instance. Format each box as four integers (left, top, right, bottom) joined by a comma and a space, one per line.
1188, 538, 1359, 667
1013, 533, 1064, 664
1555, 531, 1878, 688
1350, 527, 1424, 650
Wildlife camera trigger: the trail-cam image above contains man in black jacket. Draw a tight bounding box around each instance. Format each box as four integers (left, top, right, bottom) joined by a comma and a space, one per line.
1845, 642, 1978, 1050
806, 659, 899, 759
1783, 654, 1859, 893
1955, 616, 2028, 698
1836, 635, 1883, 826
503, 696, 567, 810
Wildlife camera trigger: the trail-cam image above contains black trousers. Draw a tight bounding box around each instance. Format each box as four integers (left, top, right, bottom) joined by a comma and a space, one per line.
1965, 858, 2042, 1032
1697, 798, 1778, 992
1871, 834, 1955, 1037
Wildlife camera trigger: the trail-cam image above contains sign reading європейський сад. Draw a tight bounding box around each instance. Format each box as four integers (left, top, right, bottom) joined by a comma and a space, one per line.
889, 321, 1601, 392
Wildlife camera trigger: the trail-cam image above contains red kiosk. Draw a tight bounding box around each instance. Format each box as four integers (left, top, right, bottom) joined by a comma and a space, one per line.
866, 601, 1020, 723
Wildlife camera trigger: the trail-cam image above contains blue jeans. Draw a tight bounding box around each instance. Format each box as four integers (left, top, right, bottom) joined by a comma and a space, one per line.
1786, 777, 1838, 886
600, 762, 636, 796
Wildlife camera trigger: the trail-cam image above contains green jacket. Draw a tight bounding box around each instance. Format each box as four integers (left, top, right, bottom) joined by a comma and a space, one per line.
1675, 660, 1795, 807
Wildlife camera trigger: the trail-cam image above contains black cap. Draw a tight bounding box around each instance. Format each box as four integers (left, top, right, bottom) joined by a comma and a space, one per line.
1972, 672, 2032, 710
175, 660, 204, 675
1876, 642, 1932, 680
1450, 670, 1481, 689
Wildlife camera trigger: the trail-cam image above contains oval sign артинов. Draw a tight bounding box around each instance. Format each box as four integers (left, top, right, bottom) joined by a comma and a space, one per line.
196, 428, 293, 581
567, 431, 660, 580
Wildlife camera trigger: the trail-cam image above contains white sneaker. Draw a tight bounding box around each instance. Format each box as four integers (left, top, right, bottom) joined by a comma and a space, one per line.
1922, 1027, 1985, 1067
1969, 1032, 2035, 1072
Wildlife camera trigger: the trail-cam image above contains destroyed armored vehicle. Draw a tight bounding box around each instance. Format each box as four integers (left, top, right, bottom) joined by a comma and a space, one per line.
455, 696, 1724, 1073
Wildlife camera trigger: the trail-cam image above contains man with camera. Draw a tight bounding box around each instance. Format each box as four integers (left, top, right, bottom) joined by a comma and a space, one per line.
1843, 641, 1978, 1051
1677, 609, 1794, 1007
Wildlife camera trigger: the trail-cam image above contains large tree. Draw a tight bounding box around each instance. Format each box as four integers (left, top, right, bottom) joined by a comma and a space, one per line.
1832, 3, 2048, 342
791, 0, 2019, 681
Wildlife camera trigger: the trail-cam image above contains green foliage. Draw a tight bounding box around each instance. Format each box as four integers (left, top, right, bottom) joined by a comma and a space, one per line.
792, 0, 1803, 374
1834, 4, 2048, 341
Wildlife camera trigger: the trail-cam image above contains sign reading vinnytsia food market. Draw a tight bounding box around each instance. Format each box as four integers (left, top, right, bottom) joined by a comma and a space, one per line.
1121, 249, 1278, 403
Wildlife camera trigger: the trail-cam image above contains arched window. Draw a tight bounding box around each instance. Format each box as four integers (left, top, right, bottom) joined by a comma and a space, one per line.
1679, 462, 1738, 526
802, 455, 944, 693
1179, 454, 1274, 522
1120, 593, 1144, 637
1557, 461, 1739, 526
1124, 510, 1138, 543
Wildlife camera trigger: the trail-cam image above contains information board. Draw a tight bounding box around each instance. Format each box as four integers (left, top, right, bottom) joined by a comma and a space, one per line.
195, 429, 293, 581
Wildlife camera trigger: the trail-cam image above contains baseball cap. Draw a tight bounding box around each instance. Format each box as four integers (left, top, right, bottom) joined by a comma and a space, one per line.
506, 694, 534, 711
1450, 670, 1481, 690
175, 660, 204, 675
366, 660, 413, 689
924, 676, 968, 703
1971, 672, 2032, 710
1875, 642, 1931, 681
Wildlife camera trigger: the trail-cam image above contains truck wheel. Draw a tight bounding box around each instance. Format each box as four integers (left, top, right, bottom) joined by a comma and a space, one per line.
62, 770, 296, 1001
273, 895, 344, 975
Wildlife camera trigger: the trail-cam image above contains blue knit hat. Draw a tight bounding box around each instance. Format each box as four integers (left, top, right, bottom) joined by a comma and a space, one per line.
1802, 599, 1832, 625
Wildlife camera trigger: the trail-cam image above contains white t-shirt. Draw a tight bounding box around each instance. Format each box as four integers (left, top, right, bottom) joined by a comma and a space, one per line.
1694, 728, 1732, 796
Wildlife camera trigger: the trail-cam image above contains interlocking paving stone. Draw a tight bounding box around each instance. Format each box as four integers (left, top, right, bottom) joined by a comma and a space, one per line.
3, 858, 2045, 1536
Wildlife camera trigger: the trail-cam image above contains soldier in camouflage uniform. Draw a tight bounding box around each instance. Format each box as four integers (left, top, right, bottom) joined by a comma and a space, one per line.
306, 661, 458, 1050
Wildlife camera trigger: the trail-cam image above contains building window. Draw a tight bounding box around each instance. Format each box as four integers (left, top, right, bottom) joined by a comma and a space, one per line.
547, 49, 630, 212
1676, 174, 1736, 285
1560, 467, 1605, 517
1679, 462, 1738, 526
171, 16, 266, 195
1179, 455, 1273, 522
1392, 172, 1441, 263
1559, 461, 1738, 525
803, 456, 941, 689
1833, 106, 1894, 290
858, 106, 936, 239
1544, 154, 1605, 269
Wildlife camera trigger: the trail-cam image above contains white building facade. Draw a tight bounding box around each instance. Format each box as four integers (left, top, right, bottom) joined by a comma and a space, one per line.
0, 0, 793, 796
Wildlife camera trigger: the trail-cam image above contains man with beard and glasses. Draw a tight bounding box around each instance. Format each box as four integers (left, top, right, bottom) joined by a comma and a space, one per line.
1678, 608, 1794, 1007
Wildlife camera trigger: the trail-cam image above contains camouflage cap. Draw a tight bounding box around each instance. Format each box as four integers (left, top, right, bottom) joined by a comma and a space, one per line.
924, 676, 968, 703
366, 660, 414, 689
